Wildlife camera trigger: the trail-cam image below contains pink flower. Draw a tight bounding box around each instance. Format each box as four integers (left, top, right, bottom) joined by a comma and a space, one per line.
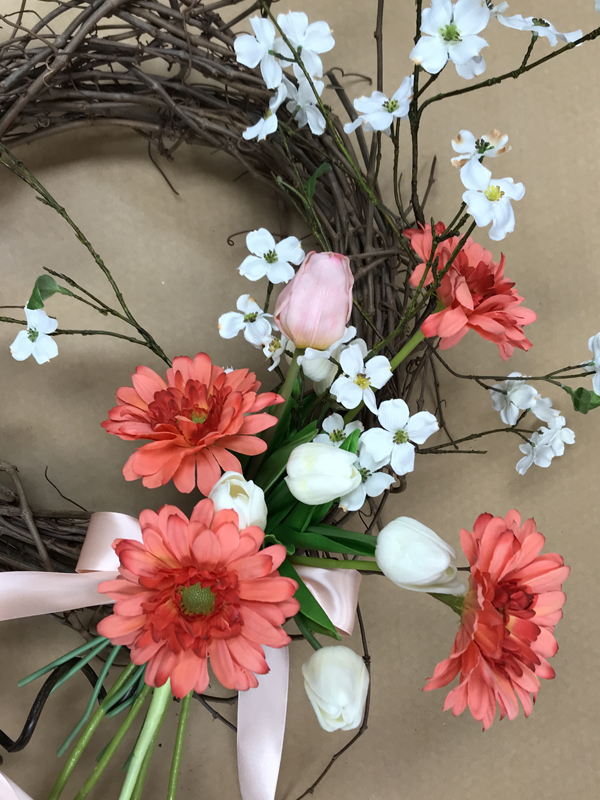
97, 500, 299, 698
274, 251, 354, 349
423, 510, 569, 730
406, 223, 536, 360
102, 353, 283, 495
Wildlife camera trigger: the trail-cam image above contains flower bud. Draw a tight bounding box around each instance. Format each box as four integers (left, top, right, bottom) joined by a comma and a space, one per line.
375, 517, 465, 595
208, 471, 267, 530
302, 646, 369, 732
285, 442, 362, 505
274, 251, 354, 349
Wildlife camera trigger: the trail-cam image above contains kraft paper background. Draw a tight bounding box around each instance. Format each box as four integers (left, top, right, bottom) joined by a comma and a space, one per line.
1, 1, 599, 798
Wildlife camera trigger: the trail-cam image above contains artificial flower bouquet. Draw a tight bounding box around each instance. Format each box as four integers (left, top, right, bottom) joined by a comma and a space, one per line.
1, 1, 599, 798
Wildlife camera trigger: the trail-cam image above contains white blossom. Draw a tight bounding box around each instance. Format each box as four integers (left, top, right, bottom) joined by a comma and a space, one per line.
234, 17, 282, 89
498, 14, 582, 46
262, 332, 291, 371
238, 227, 304, 284
516, 419, 575, 475
489, 373, 562, 427
242, 84, 287, 142
10, 307, 58, 365
455, 53, 487, 80
339, 446, 395, 512
218, 294, 272, 346
460, 158, 525, 241
451, 128, 510, 168
330, 343, 392, 414
283, 76, 326, 136
273, 12, 335, 80
313, 413, 363, 447
360, 399, 438, 476
285, 443, 361, 505
583, 332, 600, 395
410, 0, 490, 76
343, 76, 414, 135
302, 646, 369, 732
300, 327, 360, 392
209, 472, 267, 529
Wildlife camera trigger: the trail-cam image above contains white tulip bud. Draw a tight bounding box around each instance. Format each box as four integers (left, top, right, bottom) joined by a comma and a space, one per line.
302, 356, 337, 387
208, 471, 268, 530
302, 646, 369, 732
375, 517, 465, 595
285, 442, 362, 505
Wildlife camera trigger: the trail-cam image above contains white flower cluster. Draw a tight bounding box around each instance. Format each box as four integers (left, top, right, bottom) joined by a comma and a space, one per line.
234, 12, 334, 139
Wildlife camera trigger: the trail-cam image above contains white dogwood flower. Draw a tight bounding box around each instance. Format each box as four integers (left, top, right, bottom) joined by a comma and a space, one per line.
583, 332, 600, 395
313, 413, 363, 447
360, 399, 439, 476
460, 158, 525, 241
262, 332, 291, 371
273, 12, 335, 80
243, 84, 287, 142
339, 447, 395, 512
410, 0, 490, 75
218, 295, 272, 346
10, 307, 58, 364
498, 15, 582, 46
238, 227, 304, 284
299, 327, 359, 391
330, 343, 392, 414
344, 76, 414, 135
516, 419, 575, 475
451, 129, 510, 168
234, 17, 282, 89
489, 373, 561, 427
283, 76, 326, 135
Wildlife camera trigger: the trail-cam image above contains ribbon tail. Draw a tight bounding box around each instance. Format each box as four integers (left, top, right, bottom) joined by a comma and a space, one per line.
0, 771, 34, 800
237, 646, 289, 800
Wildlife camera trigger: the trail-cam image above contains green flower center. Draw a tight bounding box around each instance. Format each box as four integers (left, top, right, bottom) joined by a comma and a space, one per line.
358, 467, 371, 484
267, 337, 281, 355
475, 138, 494, 155
329, 428, 346, 443
393, 429, 409, 445
179, 583, 216, 616
264, 249, 278, 264
382, 99, 400, 113
439, 23, 461, 42
532, 18, 550, 28
27, 328, 39, 342
191, 411, 208, 424
243, 312, 258, 323
354, 373, 370, 390
484, 185, 505, 202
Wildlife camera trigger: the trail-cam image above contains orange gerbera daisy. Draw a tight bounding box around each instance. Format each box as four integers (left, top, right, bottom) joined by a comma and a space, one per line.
97, 501, 299, 698
102, 353, 283, 495
424, 510, 569, 730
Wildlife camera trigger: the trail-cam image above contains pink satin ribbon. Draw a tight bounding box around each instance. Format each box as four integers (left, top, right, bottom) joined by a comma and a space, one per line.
0, 513, 361, 800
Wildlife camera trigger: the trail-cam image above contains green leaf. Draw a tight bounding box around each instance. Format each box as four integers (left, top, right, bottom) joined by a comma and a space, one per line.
562, 385, 600, 414
265, 482, 298, 534
305, 162, 332, 200
429, 592, 465, 616
340, 428, 360, 454
306, 524, 377, 556
27, 275, 73, 310
273, 526, 371, 556
255, 422, 317, 493
296, 613, 340, 639
278, 559, 340, 639
263, 533, 294, 555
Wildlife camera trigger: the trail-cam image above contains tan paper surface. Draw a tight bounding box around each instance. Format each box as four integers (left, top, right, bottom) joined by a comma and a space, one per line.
1, 1, 599, 797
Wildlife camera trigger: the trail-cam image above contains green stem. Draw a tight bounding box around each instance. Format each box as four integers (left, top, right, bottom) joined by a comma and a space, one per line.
131, 691, 173, 800
389, 328, 425, 371
295, 614, 323, 651
118, 682, 173, 800
46, 662, 137, 800
166, 692, 193, 800
19, 636, 106, 687
49, 638, 111, 695
289, 555, 382, 572
273, 349, 302, 421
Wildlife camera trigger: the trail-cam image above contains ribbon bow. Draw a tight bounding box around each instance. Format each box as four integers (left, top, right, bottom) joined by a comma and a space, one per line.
0, 513, 361, 800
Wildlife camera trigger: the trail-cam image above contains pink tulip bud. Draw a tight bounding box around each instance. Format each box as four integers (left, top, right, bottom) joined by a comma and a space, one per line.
274, 251, 354, 350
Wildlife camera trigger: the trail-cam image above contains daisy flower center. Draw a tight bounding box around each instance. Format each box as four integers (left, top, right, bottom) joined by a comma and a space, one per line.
190, 410, 208, 424
243, 312, 258, 323
354, 373, 371, 390
264, 249, 279, 264
382, 98, 400, 113
484, 185, 505, 202
358, 467, 371, 483
439, 23, 461, 42
393, 429, 409, 445
27, 328, 39, 342
179, 583, 217, 616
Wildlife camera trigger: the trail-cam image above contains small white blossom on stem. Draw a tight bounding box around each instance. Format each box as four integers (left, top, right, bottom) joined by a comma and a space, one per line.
218, 295, 272, 346
314, 413, 363, 447
234, 17, 282, 89
489, 373, 561, 427
583, 332, 600, 395
460, 158, 525, 241
410, 0, 490, 76
596, 1, 600, 13
360, 399, 439, 476
498, 15, 582, 45
10, 307, 58, 364
455, 54, 486, 79
273, 12, 335, 80
451, 129, 510, 168
516, 419, 575, 475
238, 227, 304, 284
242, 84, 287, 142
283, 76, 326, 135
262, 332, 291, 371
339, 447, 395, 512
330, 343, 392, 414
343, 76, 414, 135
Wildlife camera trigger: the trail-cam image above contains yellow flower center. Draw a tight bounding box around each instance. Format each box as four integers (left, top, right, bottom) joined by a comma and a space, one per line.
179, 583, 216, 615
354, 373, 370, 390
484, 185, 505, 202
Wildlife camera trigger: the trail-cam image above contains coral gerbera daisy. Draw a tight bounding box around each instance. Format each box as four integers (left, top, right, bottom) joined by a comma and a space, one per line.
102, 353, 284, 495
97, 500, 299, 698
423, 510, 569, 730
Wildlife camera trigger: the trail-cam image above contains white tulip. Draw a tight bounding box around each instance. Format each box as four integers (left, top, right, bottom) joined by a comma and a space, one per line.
375, 517, 465, 595
208, 471, 267, 530
302, 646, 369, 732
285, 442, 361, 505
